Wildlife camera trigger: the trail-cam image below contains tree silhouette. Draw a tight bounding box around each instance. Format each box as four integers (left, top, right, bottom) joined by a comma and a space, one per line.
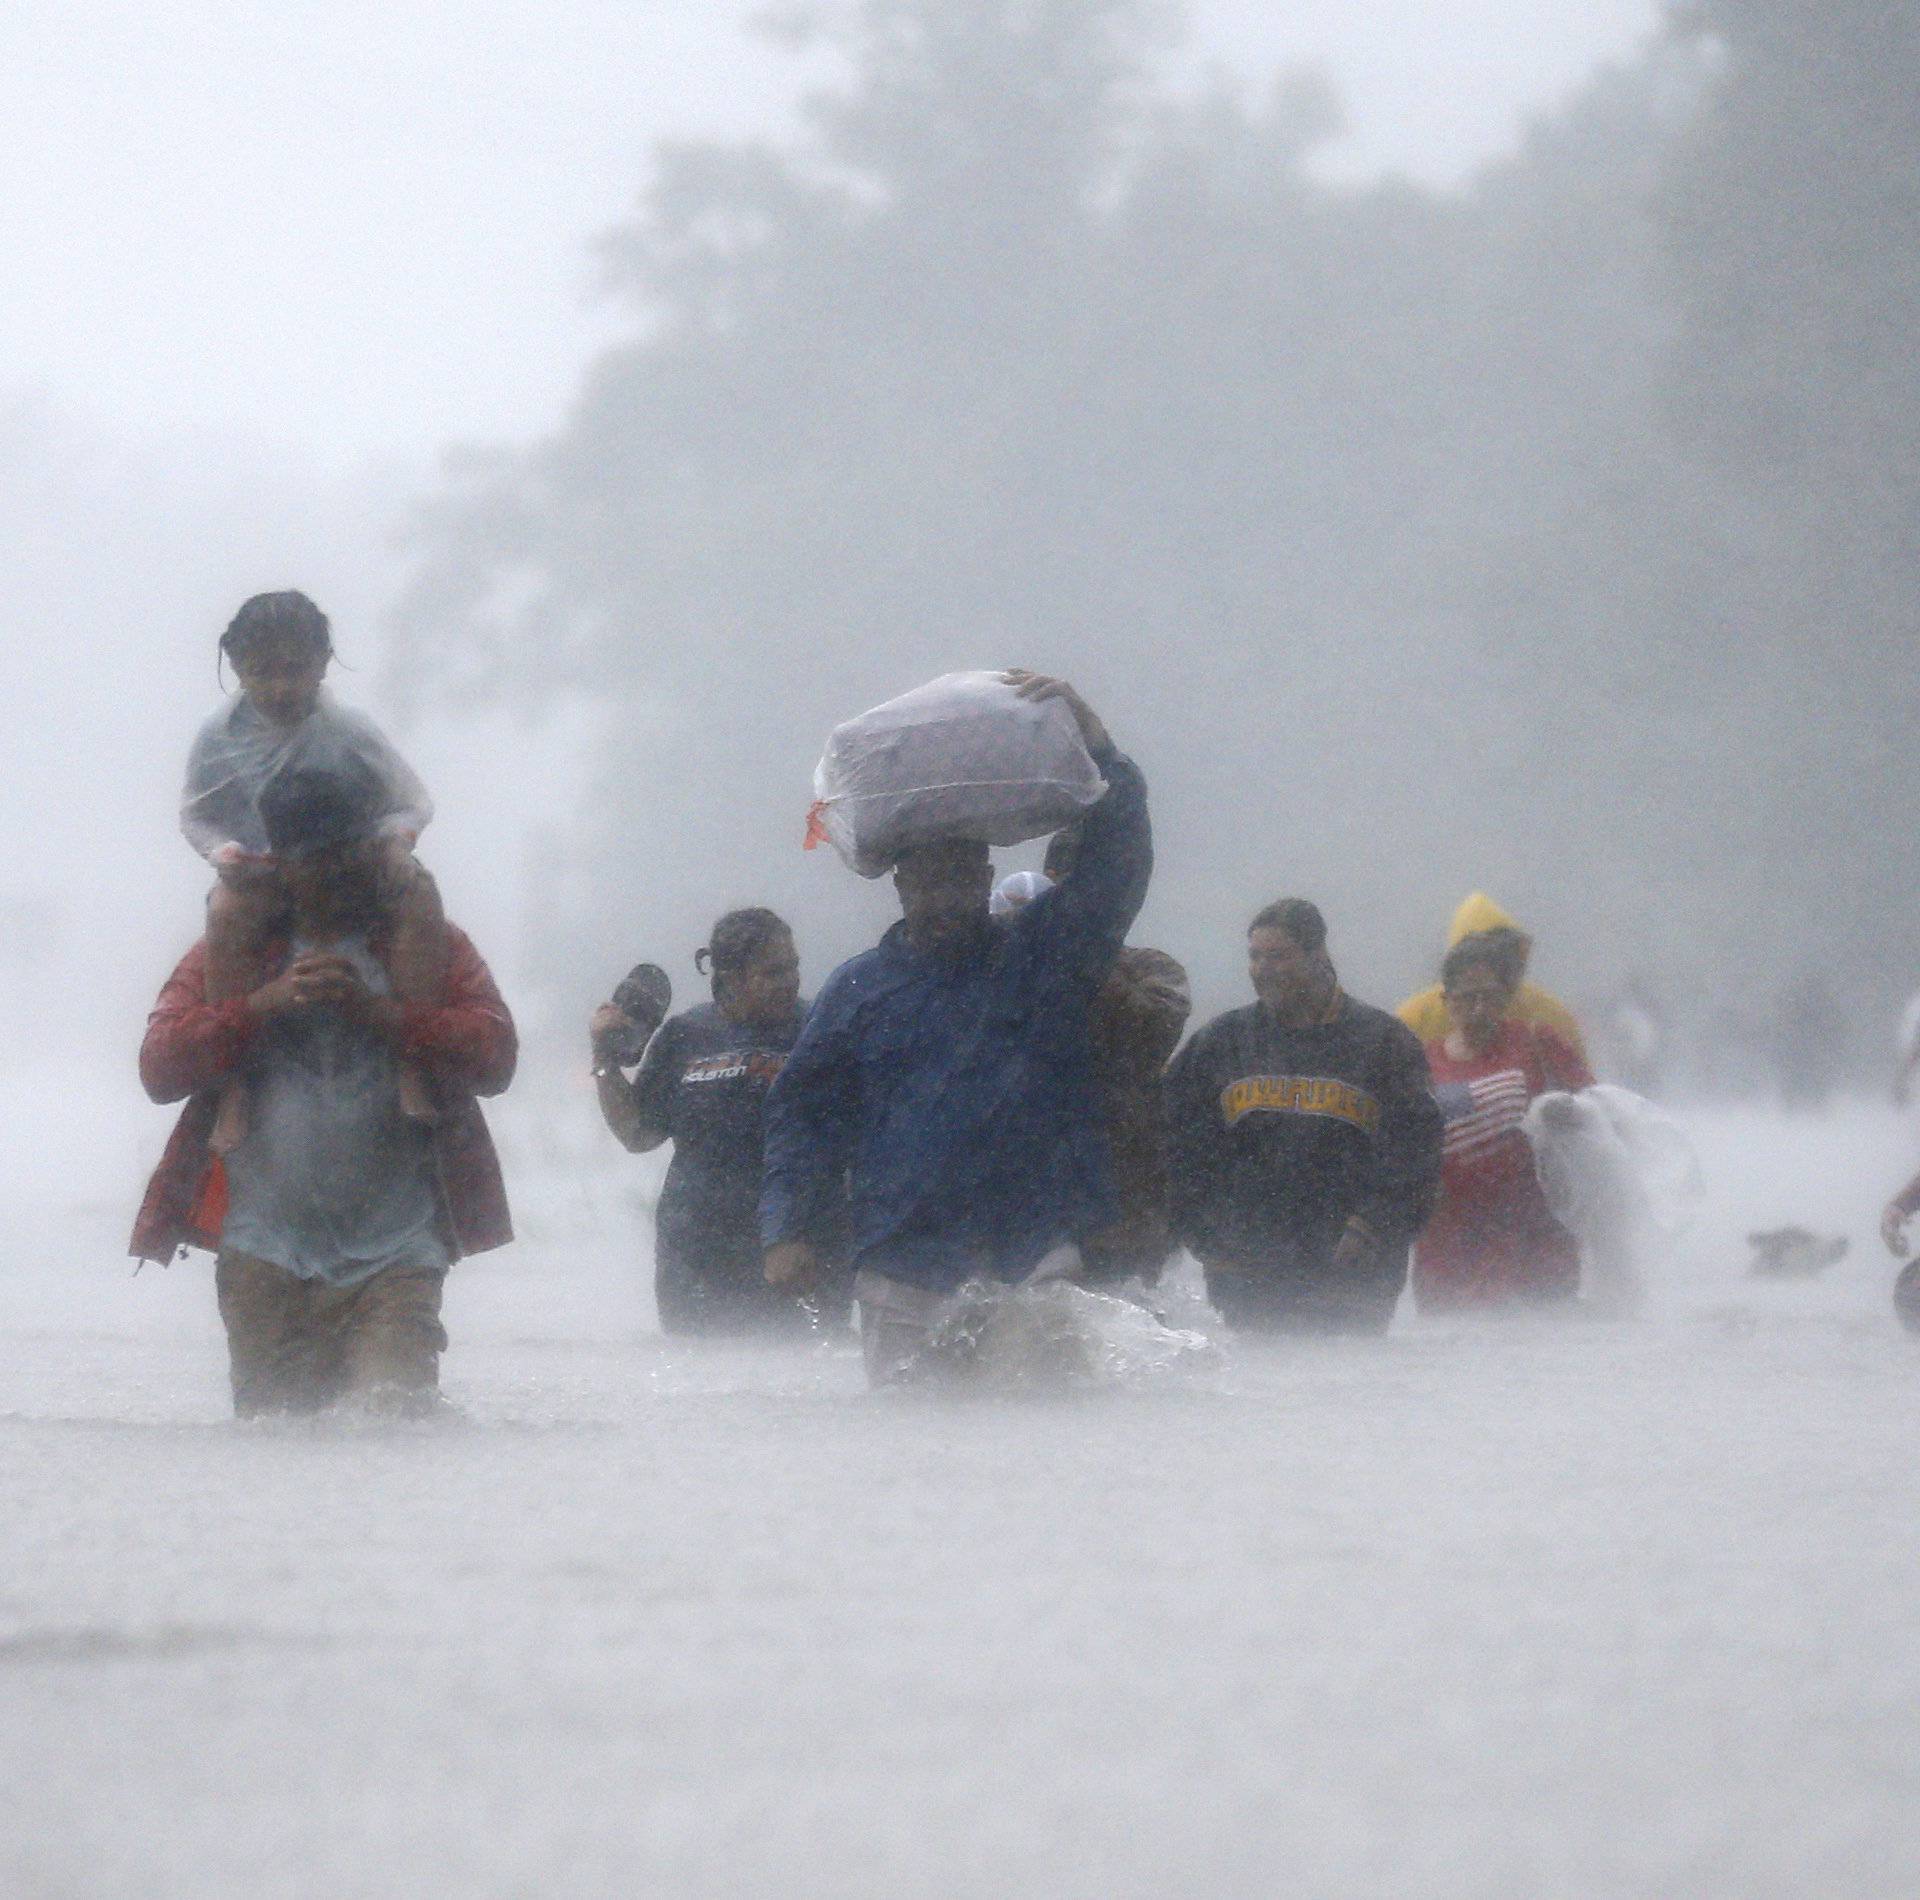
394, 0, 1920, 1065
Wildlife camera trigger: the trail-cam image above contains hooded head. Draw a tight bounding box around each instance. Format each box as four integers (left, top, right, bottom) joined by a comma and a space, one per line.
1444, 892, 1531, 986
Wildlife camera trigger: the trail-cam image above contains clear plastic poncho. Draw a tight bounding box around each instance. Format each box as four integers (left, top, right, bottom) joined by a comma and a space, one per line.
181, 692, 433, 861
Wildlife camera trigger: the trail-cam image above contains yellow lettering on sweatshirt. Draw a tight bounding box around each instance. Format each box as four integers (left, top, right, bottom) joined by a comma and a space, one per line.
1219, 1074, 1381, 1133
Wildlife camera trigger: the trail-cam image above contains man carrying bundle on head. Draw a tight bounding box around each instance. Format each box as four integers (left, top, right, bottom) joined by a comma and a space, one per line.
761, 671, 1151, 1385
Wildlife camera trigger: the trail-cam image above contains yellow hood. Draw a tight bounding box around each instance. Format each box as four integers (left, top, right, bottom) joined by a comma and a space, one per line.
1445, 891, 1524, 948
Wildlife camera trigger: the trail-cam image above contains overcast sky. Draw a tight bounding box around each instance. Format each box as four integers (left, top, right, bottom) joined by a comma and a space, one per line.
5, 0, 1659, 470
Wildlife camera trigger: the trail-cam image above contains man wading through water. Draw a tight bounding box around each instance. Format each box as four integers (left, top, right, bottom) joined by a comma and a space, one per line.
1041, 823, 1190, 1285
131, 757, 516, 1417
1168, 899, 1442, 1334
759, 673, 1151, 1385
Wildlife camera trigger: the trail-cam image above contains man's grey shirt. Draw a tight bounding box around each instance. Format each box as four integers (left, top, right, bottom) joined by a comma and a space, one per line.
221, 936, 449, 1286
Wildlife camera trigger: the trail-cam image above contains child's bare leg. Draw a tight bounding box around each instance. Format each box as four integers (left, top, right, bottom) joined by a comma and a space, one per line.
384, 856, 448, 1123
387, 863, 448, 1001
206, 876, 278, 1001
206, 874, 278, 1153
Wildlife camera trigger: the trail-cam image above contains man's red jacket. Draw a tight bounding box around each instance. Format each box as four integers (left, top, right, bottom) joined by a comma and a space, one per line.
130, 924, 517, 1267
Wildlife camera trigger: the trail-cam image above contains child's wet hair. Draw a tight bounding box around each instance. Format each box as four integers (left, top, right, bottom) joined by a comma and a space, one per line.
219, 591, 334, 669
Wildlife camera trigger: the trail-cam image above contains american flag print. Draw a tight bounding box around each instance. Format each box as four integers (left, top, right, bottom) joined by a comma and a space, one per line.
1432, 1068, 1531, 1161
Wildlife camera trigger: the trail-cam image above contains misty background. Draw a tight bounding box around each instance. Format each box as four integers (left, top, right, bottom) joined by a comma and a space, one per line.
8, 0, 1911, 1104
11, 17, 1920, 1893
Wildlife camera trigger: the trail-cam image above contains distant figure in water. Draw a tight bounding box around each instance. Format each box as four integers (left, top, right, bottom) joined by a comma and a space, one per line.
1397, 892, 1589, 1069
1878, 1164, 1920, 1267
1413, 935, 1594, 1313
1166, 899, 1442, 1334
1880, 1171, 1920, 1334
760, 673, 1151, 1386
1042, 822, 1191, 1285
131, 759, 516, 1417
591, 909, 846, 1337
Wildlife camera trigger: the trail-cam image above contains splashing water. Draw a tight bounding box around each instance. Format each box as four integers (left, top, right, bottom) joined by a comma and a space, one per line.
924, 1268, 1227, 1394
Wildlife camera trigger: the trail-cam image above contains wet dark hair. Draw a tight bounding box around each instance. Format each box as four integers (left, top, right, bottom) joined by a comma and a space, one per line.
1249, 898, 1327, 957
258, 757, 382, 859
1442, 936, 1518, 993
220, 591, 334, 671
695, 908, 791, 996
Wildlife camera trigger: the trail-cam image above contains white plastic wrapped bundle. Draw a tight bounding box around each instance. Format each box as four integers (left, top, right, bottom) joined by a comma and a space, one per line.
1523, 1084, 1703, 1316
990, 870, 1054, 917
807, 671, 1106, 878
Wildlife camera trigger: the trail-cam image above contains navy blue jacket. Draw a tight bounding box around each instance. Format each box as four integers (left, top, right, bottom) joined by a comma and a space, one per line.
760, 752, 1151, 1293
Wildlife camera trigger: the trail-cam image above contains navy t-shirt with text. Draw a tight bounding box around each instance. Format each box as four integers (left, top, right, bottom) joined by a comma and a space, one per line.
630, 1001, 805, 1277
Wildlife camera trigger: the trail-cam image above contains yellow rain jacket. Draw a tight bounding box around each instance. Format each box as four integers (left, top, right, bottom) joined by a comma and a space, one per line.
1396, 892, 1588, 1060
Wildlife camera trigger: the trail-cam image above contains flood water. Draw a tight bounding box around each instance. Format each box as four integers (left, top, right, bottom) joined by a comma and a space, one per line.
5, 1078, 1919, 1898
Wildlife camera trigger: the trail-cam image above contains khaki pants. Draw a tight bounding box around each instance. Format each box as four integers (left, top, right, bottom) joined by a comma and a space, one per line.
215, 1250, 448, 1417
852, 1270, 958, 1387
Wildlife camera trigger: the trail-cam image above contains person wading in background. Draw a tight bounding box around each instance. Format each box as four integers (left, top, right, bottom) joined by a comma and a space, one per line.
1167, 899, 1442, 1334
1397, 892, 1588, 1067
1412, 934, 1594, 1313
1042, 821, 1190, 1284
131, 759, 516, 1417
759, 673, 1150, 1384
591, 908, 844, 1336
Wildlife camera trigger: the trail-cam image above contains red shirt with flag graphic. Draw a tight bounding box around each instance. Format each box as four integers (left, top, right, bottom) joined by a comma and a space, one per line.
1413, 1021, 1593, 1310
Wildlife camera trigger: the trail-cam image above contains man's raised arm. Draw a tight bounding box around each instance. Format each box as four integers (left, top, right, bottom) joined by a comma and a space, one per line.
1007, 672, 1152, 965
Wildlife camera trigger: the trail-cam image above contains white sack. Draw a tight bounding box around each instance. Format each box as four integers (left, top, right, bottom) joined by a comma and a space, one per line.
990, 870, 1054, 917
1523, 1084, 1703, 1316
810, 671, 1106, 878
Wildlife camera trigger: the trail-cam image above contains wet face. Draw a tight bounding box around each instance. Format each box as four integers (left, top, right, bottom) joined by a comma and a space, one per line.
1474, 927, 1530, 989
1445, 962, 1516, 1052
894, 845, 993, 954
722, 932, 801, 1027
278, 837, 382, 930
232, 636, 328, 726
1249, 925, 1330, 1020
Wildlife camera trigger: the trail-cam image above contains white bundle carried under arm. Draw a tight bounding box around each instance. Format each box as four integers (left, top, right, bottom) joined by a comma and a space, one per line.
1523, 1084, 1703, 1316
